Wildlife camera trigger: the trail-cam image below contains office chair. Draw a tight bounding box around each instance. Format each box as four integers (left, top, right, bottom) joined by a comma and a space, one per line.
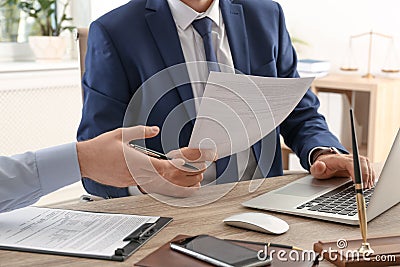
74, 28, 88, 80
74, 28, 88, 101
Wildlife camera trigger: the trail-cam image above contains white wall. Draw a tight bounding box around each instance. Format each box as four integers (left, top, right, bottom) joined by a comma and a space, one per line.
276, 0, 400, 77
71, 0, 129, 26
89, 0, 130, 21
73, 0, 400, 77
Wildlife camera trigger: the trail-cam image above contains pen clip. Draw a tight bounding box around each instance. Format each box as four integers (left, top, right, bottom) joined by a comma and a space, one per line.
129, 143, 162, 159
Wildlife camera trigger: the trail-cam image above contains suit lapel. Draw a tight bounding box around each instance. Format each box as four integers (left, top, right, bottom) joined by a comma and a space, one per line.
145, 0, 196, 121
220, 0, 250, 74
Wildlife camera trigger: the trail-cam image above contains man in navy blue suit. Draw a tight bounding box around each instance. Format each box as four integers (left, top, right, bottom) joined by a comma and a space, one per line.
77, 0, 375, 198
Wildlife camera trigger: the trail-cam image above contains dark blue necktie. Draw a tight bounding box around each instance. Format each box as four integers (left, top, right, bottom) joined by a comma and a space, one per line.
192, 17, 238, 184
192, 17, 220, 72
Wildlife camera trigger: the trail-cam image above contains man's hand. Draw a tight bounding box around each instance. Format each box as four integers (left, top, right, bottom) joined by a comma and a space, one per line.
129, 147, 216, 197
310, 153, 376, 188
131, 157, 205, 198
122, 128, 208, 197
77, 125, 160, 187
77, 126, 207, 197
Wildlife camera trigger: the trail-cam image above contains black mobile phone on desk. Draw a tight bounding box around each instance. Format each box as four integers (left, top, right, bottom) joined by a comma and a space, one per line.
170, 235, 271, 267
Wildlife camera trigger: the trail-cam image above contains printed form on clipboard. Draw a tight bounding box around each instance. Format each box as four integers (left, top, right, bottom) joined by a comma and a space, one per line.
0, 207, 172, 261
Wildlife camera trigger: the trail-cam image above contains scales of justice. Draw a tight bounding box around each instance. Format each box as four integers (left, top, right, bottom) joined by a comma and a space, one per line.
341, 31, 400, 79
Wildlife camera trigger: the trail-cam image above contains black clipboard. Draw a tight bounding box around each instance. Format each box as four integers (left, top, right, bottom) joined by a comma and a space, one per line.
112, 217, 172, 261
0, 207, 172, 262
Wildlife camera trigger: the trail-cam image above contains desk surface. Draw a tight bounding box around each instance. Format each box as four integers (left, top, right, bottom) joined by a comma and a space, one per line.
2, 174, 399, 267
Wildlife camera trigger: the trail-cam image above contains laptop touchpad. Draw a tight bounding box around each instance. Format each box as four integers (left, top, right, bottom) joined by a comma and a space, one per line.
275, 183, 330, 197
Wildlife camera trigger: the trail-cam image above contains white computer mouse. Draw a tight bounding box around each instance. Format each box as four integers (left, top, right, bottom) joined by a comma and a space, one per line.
223, 212, 289, 234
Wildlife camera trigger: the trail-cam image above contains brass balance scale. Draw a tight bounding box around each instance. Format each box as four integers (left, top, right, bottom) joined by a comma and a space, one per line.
341, 31, 400, 79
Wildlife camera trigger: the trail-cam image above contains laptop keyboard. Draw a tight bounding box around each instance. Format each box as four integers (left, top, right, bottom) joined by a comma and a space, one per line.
296, 182, 375, 216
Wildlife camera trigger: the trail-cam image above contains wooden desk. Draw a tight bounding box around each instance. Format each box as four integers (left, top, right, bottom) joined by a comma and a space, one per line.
1, 174, 400, 266
312, 74, 400, 163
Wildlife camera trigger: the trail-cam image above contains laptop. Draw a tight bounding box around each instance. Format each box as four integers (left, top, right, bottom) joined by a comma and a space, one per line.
242, 128, 400, 225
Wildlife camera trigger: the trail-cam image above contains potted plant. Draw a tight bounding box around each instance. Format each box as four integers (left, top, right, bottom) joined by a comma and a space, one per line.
18, 0, 74, 60
0, 0, 20, 42
0, 0, 36, 61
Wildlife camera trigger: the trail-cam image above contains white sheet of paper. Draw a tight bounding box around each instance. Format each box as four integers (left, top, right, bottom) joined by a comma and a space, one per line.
189, 72, 314, 158
0, 207, 159, 257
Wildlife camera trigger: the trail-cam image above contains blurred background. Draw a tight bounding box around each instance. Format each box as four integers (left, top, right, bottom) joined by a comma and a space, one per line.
1, 0, 399, 205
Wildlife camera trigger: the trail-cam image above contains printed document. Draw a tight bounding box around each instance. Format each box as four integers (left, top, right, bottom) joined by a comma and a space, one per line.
189, 72, 314, 158
0, 207, 159, 258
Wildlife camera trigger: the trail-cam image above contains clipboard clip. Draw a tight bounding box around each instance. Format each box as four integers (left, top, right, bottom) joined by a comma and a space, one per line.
113, 217, 173, 260
123, 222, 157, 242
115, 222, 158, 257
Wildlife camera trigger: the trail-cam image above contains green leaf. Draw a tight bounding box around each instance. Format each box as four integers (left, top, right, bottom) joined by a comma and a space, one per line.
291, 37, 309, 46
17, 0, 74, 36
0, 0, 19, 7
62, 26, 75, 32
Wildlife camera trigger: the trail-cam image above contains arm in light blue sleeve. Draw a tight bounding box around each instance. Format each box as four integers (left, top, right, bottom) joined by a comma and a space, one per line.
0, 143, 81, 213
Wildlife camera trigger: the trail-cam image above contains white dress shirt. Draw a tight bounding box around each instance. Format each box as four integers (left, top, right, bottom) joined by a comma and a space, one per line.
0, 143, 81, 213
166, 0, 262, 184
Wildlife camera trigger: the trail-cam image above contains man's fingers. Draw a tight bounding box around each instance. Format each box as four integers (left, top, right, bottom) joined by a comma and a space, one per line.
145, 157, 204, 186
167, 147, 217, 162
170, 158, 185, 166
310, 160, 328, 178
371, 167, 376, 187
360, 158, 370, 188
365, 157, 375, 188
135, 167, 203, 188
187, 162, 207, 173
123, 125, 159, 141
312, 154, 376, 188
191, 182, 201, 189
347, 156, 373, 188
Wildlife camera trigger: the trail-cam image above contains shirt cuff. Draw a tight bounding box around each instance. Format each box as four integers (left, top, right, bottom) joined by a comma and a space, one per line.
308, 146, 341, 166
128, 186, 144, 196
35, 143, 81, 196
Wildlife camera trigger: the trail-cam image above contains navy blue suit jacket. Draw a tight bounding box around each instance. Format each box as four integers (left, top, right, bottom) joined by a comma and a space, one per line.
77, 0, 345, 198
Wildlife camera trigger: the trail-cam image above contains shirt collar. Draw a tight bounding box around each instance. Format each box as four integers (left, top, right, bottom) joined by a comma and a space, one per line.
167, 0, 220, 30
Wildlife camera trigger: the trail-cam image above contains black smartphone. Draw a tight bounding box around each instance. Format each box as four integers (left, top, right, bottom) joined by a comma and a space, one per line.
170, 235, 271, 267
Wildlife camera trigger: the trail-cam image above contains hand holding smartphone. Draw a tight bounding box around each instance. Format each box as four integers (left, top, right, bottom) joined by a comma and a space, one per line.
170, 235, 271, 267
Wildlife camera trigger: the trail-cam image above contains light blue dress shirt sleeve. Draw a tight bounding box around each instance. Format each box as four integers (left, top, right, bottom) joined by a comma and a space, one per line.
0, 143, 81, 213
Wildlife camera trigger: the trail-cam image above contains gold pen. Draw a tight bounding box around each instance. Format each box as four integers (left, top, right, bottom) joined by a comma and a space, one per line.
350, 109, 374, 254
